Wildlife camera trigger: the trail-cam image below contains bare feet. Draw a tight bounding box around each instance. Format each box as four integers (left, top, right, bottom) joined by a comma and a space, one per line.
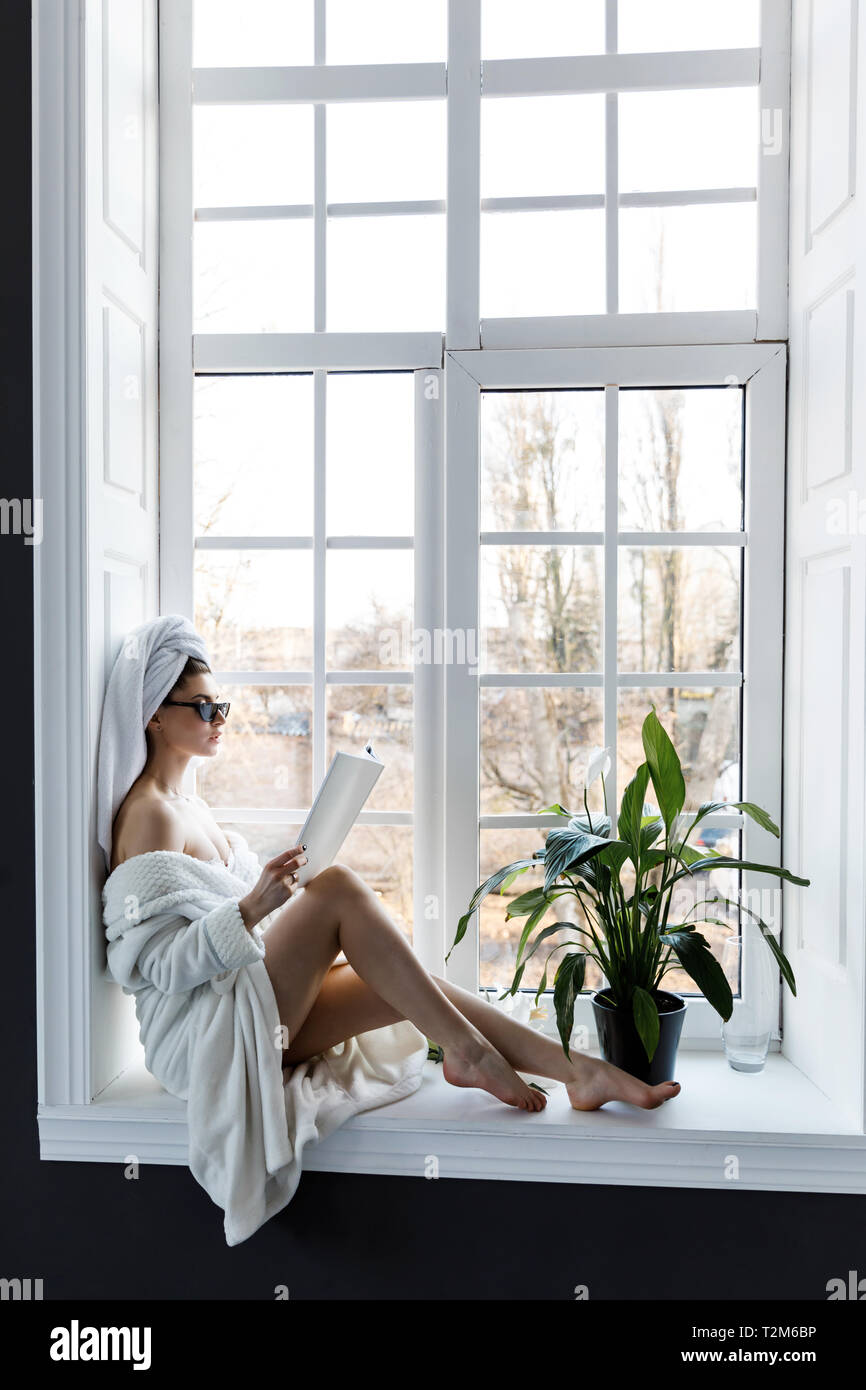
442, 1035, 547, 1112
565, 1054, 681, 1111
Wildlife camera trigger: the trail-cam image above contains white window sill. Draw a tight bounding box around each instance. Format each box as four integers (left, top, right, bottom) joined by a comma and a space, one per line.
38, 1048, 866, 1195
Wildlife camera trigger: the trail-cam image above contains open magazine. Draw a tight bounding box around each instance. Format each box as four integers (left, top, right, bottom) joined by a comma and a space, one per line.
293, 742, 384, 888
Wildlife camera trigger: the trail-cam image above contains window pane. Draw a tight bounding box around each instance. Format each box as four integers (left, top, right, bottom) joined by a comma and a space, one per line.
327, 373, 413, 535
194, 105, 314, 209
196, 685, 312, 808
194, 220, 314, 332
481, 389, 605, 532
618, 387, 743, 533
482, 0, 605, 58
481, 546, 603, 673
617, 687, 741, 807
326, 550, 414, 669
327, 214, 445, 330
618, 545, 741, 672
619, 89, 758, 193
218, 822, 310, 868
195, 550, 313, 669
480, 686, 604, 814
339, 824, 414, 941
328, 101, 446, 202
193, 0, 314, 66
478, 830, 605, 992
481, 95, 605, 199
481, 208, 606, 317
194, 376, 314, 536
619, 203, 756, 312
617, 0, 759, 53
326, 0, 446, 63
327, 684, 413, 810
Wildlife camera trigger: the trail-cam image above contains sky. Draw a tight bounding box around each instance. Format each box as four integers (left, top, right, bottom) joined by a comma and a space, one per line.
190, 0, 757, 639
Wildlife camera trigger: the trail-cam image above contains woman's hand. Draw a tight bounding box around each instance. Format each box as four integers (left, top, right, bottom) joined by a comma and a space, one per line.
238, 843, 308, 931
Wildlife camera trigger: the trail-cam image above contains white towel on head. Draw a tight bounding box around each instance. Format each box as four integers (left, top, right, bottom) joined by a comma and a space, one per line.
96, 614, 211, 872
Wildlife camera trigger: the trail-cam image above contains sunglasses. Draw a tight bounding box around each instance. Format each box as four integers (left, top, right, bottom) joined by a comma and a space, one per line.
163, 700, 231, 723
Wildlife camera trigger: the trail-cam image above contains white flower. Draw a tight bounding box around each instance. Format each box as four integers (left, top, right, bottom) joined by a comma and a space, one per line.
586, 746, 612, 788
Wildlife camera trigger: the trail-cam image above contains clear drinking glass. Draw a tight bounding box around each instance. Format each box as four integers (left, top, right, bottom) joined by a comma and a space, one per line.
719, 927, 777, 1073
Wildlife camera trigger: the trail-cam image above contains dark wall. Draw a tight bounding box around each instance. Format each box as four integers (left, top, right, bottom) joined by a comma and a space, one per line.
2, 0, 862, 1305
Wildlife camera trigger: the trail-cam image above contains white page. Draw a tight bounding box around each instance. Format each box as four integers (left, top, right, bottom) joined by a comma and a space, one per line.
293, 744, 384, 887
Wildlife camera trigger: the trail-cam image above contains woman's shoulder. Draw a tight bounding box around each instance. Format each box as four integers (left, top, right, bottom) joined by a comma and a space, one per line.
111, 790, 186, 871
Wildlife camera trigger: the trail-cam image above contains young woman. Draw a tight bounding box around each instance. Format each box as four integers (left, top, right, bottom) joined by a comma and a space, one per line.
111, 653, 682, 1117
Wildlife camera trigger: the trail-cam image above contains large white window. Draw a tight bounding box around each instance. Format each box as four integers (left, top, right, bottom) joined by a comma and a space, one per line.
36, 0, 866, 1185
160, 0, 785, 1044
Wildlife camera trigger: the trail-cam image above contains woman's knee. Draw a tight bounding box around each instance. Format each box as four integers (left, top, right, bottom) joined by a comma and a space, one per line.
307, 861, 363, 898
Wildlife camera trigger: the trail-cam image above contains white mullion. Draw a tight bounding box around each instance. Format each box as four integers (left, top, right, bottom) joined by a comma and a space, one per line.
479, 530, 748, 546
480, 311, 759, 350
742, 347, 786, 1029
447, 0, 481, 348
191, 61, 447, 104
194, 535, 416, 548
159, 0, 194, 618
213, 808, 413, 826
756, 0, 792, 340
414, 367, 445, 974
313, 370, 326, 801
444, 355, 481, 991
194, 331, 443, 372
480, 49, 760, 98
453, 341, 780, 387
477, 671, 742, 688
308, 3, 327, 809
480, 812, 745, 831
605, 0, 618, 315
603, 386, 619, 825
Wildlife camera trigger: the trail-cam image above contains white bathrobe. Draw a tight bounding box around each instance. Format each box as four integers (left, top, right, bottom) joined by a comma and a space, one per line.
102, 832, 430, 1246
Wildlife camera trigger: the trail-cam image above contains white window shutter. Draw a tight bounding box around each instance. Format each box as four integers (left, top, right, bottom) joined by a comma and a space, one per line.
783, 0, 866, 1125
34, 0, 161, 1105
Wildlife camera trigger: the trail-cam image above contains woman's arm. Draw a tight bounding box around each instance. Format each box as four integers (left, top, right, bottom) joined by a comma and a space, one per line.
125, 901, 265, 995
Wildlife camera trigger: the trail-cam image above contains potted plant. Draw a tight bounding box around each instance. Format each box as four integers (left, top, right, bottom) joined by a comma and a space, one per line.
446, 707, 809, 1084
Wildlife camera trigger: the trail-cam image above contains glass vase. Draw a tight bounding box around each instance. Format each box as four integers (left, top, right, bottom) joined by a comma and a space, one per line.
719, 926, 777, 1073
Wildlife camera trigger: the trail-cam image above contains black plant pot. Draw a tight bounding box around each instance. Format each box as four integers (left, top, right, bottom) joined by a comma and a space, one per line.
591, 988, 687, 1084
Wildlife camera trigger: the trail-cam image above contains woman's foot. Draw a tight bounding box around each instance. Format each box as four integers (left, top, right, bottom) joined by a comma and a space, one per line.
442, 1035, 547, 1112
565, 1055, 681, 1111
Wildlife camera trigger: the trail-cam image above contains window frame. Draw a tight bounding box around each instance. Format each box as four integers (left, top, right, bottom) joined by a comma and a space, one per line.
442, 341, 785, 1048
40, 0, 866, 1187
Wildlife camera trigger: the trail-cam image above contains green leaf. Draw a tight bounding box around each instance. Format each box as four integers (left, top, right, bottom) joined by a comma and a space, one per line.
446, 858, 537, 961
528, 1081, 550, 1094
500, 864, 532, 893
639, 816, 665, 853
700, 890, 797, 996
641, 707, 686, 833
540, 826, 614, 895
681, 856, 810, 889
504, 885, 551, 920
687, 800, 780, 840
618, 762, 651, 859
632, 986, 660, 1062
553, 952, 587, 1060
659, 929, 733, 1020
537, 802, 574, 818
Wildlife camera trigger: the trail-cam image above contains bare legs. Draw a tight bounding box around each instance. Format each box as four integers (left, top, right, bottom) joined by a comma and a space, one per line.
262, 864, 681, 1113
262, 864, 546, 1111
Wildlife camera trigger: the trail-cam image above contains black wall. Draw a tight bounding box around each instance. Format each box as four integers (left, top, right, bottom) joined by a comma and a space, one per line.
2, 0, 862, 1305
